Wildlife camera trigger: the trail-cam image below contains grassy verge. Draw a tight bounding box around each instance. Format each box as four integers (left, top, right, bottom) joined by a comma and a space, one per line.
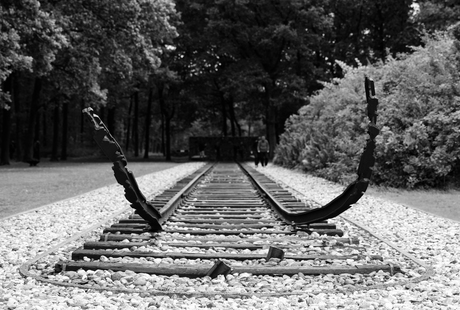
367, 186, 460, 222
0, 159, 180, 219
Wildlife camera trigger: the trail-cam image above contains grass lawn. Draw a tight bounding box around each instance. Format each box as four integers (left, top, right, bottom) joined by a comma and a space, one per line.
1, 159, 459, 223
0, 158, 180, 219
367, 186, 460, 222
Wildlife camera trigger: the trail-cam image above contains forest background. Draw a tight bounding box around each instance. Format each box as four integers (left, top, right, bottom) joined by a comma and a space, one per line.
1, 0, 459, 189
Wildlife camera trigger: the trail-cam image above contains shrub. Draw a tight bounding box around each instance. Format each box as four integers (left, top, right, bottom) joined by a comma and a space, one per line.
275, 32, 460, 188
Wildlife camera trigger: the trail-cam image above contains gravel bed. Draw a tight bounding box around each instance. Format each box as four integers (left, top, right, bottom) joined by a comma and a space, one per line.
259, 164, 460, 309
1, 162, 459, 309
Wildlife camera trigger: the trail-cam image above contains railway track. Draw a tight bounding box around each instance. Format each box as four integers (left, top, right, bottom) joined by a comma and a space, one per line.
19, 78, 433, 295
54, 162, 399, 279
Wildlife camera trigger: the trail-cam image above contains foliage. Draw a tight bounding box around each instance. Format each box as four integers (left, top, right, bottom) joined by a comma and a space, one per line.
1, 0, 458, 166
0, 0, 66, 108
274, 61, 379, 183
0, 0, 179, 163
275, 32, 460, 188
173, 0, 335, 154
326, 0, 421, 66
416, 0, 460, 32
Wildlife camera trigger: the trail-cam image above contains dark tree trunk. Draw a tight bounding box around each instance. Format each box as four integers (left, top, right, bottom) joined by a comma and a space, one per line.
42, 108, 48, 147
1, 107, 12, 165
158, 85, 173, 161
227, 96, 241, 137
107, 107, 115, 134
264, 81, 277, 159
60, 100, 68, 160
133, 91, 139, 157
143, 87, 153, 159
24, 77, 42, 162
34, 107, 41, 161
161, 113, 165, 156
125, 96, 133, 152
164, 114, 171, 161
98, 106, 105, 123
0, 75, 13, 165
50, 102, 60, 161
13, 75, 22, 161
213, 80, 228, 137
80, 99, 85, 143
222, 101, 228, 137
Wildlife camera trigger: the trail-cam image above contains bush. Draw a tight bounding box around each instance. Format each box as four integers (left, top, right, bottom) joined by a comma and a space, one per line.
275, 32, 460, 188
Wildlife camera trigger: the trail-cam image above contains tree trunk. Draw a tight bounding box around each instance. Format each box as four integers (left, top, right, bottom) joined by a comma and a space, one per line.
24, 77, 42, 162
1, 107, 12, 165
60, 100, 68, 160
50, 102, 60, 161
107, 107, 115, 134
125, 96, 133, 152
229, 108, 236, 137
133, 91, 139, 157
227, 97, 241, 137
143, 87, 153, 159
0, 75, 13, 165
34, 107, 41, 161
264, 82, 277, 159
220, 93, 228, 137
80, 99, 85, 143
165, 114, 171, 161
13, 74, 22, 161
161, 113, 165, 156
43, 107, 48, 147
158, 85, 172, 161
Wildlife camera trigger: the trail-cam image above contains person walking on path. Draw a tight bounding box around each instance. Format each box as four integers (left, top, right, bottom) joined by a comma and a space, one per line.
257, 136, 269, 167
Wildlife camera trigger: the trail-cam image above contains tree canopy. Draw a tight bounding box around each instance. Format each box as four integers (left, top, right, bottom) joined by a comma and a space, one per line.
0, 0, 458, 167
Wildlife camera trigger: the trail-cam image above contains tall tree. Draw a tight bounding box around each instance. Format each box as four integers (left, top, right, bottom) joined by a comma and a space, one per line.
327, 0, 420, 69
1, 0, 179, 163
0, 0, 66, 164
202, 0, 332, 157
143, 87, 154, 158
415, 0, 460, 32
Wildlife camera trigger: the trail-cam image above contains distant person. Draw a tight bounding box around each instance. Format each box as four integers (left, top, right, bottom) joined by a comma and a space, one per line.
257, 136, 269, 167
9, 140, 15, 159
33, 140, 40, 161
198, 142, 206, 158
238, 141, 245, 160
29, 140, 40, 166
215, 137, 222, 161
253, 137, 260, 167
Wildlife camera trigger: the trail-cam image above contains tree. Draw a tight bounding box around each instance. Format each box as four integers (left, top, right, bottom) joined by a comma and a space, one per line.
173, 0, 332, 157
415, 0, 460, 32
0, 0, 179, 164
326, 0, 421, 68
0, 0, 66, 164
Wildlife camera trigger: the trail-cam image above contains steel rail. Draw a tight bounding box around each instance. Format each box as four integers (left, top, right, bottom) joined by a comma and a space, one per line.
238, 77, 380, 225
157, 163, 214, 225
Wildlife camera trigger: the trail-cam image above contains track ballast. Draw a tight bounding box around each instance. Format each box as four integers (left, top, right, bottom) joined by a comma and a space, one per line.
54, 162, 399, 278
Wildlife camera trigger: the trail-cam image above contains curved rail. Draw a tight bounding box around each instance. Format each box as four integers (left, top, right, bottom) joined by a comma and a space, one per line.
19, 161, 433, 297
241, 77, 379, 225
83, 107, 215, 231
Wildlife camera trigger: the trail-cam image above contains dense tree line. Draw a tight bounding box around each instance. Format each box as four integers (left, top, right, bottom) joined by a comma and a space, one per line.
0, 0, 455, 165
0, 0, 178, 164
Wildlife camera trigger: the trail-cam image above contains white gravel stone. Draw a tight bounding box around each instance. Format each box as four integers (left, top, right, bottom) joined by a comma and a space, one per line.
1, 162, 460, 309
